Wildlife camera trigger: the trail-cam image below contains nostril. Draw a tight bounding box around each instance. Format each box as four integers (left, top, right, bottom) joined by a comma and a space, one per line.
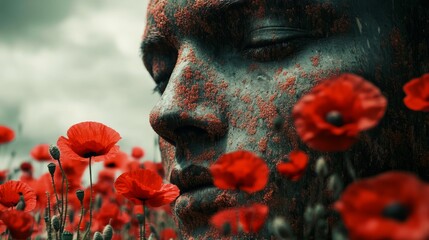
174, 126, 208, 141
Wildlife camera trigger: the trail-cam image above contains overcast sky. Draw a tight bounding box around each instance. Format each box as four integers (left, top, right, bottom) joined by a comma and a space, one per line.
0, 0, 160, 173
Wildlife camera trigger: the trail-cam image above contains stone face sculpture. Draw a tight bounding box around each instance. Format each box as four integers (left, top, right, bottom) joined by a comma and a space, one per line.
141, 0, 429, 238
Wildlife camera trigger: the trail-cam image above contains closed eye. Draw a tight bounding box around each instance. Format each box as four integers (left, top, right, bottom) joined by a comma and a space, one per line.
241, 27, 315, 62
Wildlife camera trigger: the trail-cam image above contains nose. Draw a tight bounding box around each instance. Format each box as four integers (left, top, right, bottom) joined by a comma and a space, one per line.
149, 45, 228, 147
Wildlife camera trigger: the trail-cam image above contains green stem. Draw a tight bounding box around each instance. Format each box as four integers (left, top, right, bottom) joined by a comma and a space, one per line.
142, 204, 146, 240
76, 203, 85, 240
46, 192, 53, 240
82, 157, 93, 240
57, 158, 69, 234
50, 173, 62, 217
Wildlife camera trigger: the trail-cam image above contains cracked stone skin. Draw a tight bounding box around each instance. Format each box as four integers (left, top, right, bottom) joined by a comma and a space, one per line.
141, 0, 429, 239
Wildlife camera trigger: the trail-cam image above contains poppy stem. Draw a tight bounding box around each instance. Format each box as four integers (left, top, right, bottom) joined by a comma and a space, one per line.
76, 202, 85, 240
49, 173, 62, 218
57, 158, 69, 234
89, 157, 93, 228
82, 157, 93, 240
142, 204, 146, 240
46, 192, 53, 240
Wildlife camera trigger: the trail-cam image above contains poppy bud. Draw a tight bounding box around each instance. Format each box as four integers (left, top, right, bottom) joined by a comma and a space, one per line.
304, 206, 314, 224
327, 174, 343, 199
149, 225, 159, 240
93, 231, 103, 240
96, 194, 103, 210
16, 195, 26, 211
49, 145, 61, 161
76, 189, 84, 203
315, 157, 328, 177
69, 209, 75, 223
271, 216, 293, 240
314, 203, 325, 219
52, 215, 60, 232
103, 224, 113, 240
48, 163, 56, 176
62, 231, 74, 240
136, 214, 145, 224
148, 233, 156, 240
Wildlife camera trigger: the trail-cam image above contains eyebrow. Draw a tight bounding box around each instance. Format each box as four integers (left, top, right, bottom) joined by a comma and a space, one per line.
140, 0, 248, 57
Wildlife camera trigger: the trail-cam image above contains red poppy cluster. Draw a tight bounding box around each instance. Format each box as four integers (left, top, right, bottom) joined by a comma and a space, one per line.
0, 71, 427, 239
0, 121, 179, 240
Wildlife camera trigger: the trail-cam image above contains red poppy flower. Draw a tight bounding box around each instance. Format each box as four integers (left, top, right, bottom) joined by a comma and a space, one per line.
0, 210, 34, 240
160, 228, 178, 240
210, 204, 269, 235
19, 162, 33, 172
0, 170, 7, 183
0, 125, 14, 144
277, 150, 309, 181
57, 121, 121, 162
131, 146, 145, 159
92, 201, 130, 232
53, 157, 88, 194
292, 73, 387, 152
114, 169, 180, 207
209, 150, 269, 193
335, 172, 429, 240
210, 208, 240, 235
93, 169, 116, 196
30, 143, 52, 161
239, 203, 269, 233
403, 73, 429, 112
142, 161, 164, 178
0, 180, 37, 212
104, 151, 128, 170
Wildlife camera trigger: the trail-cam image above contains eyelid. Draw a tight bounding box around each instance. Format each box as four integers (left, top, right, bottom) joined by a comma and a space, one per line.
244, 27, 314, 48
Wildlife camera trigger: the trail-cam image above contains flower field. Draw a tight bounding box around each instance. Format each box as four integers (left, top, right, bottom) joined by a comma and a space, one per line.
0, 73, 428, 239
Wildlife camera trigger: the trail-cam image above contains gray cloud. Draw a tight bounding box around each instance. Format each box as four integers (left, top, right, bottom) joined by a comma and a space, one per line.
0, 0, 160, 173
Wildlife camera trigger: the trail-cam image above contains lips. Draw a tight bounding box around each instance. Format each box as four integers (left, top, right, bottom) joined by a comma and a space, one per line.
170, 164, 214, 194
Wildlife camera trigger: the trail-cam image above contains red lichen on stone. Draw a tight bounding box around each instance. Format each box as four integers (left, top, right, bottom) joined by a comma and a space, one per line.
179, 112, 189, 120
278, 76, 297, 95
258, 137, 268, 153
183, 66, 193, 80
310, 54, 320, 67
241, 95, 252, 104
256, 96, 277, 128
148, 0, 169, 34
246, 116, 258, 135
176, 84, 199, 110
192, 149, 217, 164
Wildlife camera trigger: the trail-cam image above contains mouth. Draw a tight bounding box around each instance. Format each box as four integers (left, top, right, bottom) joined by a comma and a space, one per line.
169, 164, 214, 194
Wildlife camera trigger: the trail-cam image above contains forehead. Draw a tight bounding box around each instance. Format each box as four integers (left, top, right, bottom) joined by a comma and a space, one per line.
144, 0, 336, 39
